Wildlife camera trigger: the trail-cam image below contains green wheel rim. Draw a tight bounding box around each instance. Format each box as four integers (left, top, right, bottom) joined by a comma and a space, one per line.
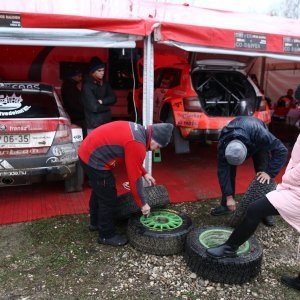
199, 228, 250, 255
140, 210, 183, 231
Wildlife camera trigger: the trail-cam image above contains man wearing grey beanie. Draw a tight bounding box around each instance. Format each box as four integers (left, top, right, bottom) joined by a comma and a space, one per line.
78, 121, 173, 246
211, 116, 288, 227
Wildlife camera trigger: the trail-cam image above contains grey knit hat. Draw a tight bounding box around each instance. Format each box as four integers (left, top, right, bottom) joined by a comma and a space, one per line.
225, 139, 247, 165
152, 123, 174, 147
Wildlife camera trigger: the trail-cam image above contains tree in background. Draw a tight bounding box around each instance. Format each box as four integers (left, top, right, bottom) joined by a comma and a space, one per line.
270, 0, 300, 19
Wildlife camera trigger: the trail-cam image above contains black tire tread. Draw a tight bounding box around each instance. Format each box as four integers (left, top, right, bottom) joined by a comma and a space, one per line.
115, 185, 170, 220
184, 226, 263, 284
127, 209, 192, 256
229, 177, 277, 227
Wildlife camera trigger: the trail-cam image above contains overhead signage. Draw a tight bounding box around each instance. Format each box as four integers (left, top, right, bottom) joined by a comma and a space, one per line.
235, 32, 266, 50
283, 37, 300, 53
0, 13, 21, 28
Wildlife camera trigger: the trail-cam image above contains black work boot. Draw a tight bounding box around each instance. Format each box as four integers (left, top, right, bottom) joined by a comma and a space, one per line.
281, 274, 300, 291
262, 216, 275, 227
98, 234, 128, 247
206, 244, 237, 258
211, 205, 232, 216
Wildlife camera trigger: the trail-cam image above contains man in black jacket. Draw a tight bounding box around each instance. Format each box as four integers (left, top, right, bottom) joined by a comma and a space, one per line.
211, 116, 288, 226
82, 57, 116, 134
61, 69, 86, 137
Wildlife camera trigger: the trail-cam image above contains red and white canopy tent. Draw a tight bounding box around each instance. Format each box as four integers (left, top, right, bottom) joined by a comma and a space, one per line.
143, 1, 300, 58
1, 0, 300, 171
141, 1, 300, 109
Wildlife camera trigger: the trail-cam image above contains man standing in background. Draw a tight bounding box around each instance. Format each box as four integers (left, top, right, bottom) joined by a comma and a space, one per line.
82, 56, 116, 134
61, 68, 86, 137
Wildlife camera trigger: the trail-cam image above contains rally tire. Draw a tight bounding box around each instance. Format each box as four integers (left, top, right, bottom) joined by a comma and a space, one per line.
115, 185, 170, 220
127, 209, 193, 256
184, 226, 263, 284
229, 177, 277, 227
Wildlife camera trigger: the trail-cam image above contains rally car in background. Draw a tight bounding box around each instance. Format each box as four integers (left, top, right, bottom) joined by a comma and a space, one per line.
136, 57, 271, 153
0, 82, 83, 192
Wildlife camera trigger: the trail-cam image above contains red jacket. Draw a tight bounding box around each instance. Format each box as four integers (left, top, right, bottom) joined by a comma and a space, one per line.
78, 121, 151, 207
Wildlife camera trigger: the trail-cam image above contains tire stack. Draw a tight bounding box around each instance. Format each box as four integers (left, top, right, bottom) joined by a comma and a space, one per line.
117, 185, 193, 256
120, 183, 265, 284
127, 209, 193, 256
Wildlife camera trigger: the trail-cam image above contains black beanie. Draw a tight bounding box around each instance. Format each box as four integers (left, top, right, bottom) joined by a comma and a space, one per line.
88, 56, 105, 73
152, 123, 174, 147
68, 68, 81, 78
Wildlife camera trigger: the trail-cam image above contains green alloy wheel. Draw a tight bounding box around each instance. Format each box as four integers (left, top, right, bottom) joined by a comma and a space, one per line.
115, 185, 170, 220
127, 209, 193, 256
184, 226, 263, 284
229, 177, 277, 227
140, 210, 183, 231
199, 228, 250, 255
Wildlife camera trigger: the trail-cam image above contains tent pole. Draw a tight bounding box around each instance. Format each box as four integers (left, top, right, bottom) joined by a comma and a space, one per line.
142, 34, 154, 174
260, 57, 266, 91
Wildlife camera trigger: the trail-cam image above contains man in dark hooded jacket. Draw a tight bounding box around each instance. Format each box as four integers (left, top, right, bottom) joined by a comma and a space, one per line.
61, 69, 86, 137
211, 116, 288, 226
82, 56, 116, 133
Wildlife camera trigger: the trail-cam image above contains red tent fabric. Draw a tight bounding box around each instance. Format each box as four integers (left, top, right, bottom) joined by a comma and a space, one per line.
1, 0, 300, 56
143, 2, 300, 56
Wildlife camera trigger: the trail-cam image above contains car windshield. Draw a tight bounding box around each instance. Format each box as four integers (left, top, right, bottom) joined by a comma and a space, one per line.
192, 71, 257, 117
0, 91, 60, 119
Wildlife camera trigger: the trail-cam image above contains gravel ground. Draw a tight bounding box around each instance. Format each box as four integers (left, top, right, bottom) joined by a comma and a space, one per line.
0, 199, 299, 300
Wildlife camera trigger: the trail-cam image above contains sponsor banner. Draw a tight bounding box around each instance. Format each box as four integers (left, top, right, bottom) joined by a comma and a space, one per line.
0, 13, 21, 28
283, 37, 300, 53
235, 32, 267, 50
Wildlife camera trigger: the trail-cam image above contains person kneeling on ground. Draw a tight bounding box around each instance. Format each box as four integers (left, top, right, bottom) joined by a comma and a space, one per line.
211, 116, 288, 227
78, 121, 174, 246
207, 134, 300, 292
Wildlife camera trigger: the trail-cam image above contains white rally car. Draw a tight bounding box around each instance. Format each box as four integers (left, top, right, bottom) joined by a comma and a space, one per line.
0, 82, 83, 192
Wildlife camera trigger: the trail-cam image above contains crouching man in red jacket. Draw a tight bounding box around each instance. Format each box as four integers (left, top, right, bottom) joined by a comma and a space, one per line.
78, 121, 174, 246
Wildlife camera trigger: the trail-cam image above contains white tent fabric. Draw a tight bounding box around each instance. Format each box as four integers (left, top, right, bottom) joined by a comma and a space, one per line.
264, 69, 300, 104
162, 41, 300, 62
0, 28, 140, 47
0, 0, 136, 19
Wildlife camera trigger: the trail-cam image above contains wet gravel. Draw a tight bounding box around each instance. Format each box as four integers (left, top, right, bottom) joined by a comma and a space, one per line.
0, 200, 299, 299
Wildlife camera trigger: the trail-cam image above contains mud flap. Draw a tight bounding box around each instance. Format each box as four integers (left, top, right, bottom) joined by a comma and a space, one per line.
166, 112, 190, 154
64, 161, 84, 193
173, 126, 190, 154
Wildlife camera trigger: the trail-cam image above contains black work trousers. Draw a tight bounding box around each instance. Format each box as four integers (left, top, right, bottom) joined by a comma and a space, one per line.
220, 150, 269, 206
79, 159, 117, 238
226, 196, 279, 248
